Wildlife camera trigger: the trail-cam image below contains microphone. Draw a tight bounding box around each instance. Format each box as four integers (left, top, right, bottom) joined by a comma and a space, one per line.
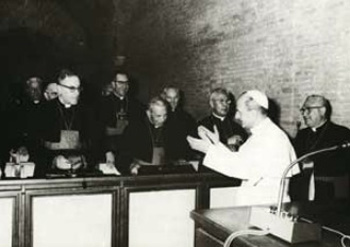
250, 141, 350, 244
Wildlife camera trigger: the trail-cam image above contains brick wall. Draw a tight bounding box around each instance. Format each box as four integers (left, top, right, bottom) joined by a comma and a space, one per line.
119, 0, 350, 137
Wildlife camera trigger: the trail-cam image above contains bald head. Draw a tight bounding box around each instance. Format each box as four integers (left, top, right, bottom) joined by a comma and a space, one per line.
25, 77, 43, 103
147, 97, 168, 128
162, 87, 180, 111
44, 83, 58, 101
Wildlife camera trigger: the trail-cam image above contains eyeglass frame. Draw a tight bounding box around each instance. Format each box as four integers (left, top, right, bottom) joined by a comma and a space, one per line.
45, 91, 58, 96
213, 99, 232, 105
58, 83, 82, 93
300, 106, 324, 114
112, 80, 129, 84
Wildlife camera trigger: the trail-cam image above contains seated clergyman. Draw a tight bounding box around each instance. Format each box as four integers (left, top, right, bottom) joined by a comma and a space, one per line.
117, 97, 190, 175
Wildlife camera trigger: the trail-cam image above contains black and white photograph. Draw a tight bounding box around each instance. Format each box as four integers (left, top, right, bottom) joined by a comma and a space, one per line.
0, 0, 349, 247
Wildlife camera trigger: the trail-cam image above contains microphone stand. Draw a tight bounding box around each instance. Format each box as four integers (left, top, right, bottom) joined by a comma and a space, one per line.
250, 142, 349, 244
276, 144, 344, 216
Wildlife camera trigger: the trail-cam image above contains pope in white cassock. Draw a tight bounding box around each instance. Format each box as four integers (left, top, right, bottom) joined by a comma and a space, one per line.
187, 90, 300, 206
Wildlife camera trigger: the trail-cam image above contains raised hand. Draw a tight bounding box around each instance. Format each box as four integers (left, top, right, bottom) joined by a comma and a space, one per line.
198, 125, 220, 144
186, 135, 210, 154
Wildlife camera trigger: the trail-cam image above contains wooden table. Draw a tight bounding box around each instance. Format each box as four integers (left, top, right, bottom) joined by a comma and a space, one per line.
0, 170, 240, 247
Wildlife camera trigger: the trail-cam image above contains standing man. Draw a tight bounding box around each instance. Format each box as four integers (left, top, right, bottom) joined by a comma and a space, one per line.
97, 72, 145, 164
161, 86, 197, 160
290, 95, 350, 202
188, 90, 299, 206
199, 88, 247, 151
9, 77, 45, 170
40, 69, 94, 176
18, 77, 45, 141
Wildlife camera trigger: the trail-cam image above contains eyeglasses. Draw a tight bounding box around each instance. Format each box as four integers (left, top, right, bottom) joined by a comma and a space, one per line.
214, 99, 231, 105
112, 80, 129, 84
45, 91, 58, 96
59, 83, 82, 93
300, 106, 324, 114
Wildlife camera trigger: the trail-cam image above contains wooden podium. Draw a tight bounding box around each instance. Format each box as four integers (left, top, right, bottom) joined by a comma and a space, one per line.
191, 202, 350, 247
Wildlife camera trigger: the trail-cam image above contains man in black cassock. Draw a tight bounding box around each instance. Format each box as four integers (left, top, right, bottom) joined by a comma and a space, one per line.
290, 95, 350, 202
161, 86, 197, 160
97, 72, 145, 165
118, 97, 190, 175
39, 69, 94, 177
199, 88, 247, 151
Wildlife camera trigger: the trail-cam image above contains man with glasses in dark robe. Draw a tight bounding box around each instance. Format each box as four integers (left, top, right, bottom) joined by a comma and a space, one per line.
97, 72, 145, 166
39, 69, 94, 177
290, 95, 350, 202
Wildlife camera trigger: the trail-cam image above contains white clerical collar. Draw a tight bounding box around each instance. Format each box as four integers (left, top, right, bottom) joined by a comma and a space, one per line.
58, 98, 72, 108
311, 121, 327, 132
113, 93, 125, 100
250, 117, 270, 135
147, 116, 163, 129
212, 113, 226, 121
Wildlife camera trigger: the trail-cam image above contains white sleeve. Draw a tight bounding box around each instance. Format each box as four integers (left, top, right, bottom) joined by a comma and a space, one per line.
203, 143, 253, 180
203, 133, 296, 180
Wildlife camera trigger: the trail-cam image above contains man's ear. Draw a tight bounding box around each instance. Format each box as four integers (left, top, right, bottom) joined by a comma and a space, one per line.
56, 84, 62, 95
209, 99, 214, 109
146, 109, 151, 119
320, 106, 327, 116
